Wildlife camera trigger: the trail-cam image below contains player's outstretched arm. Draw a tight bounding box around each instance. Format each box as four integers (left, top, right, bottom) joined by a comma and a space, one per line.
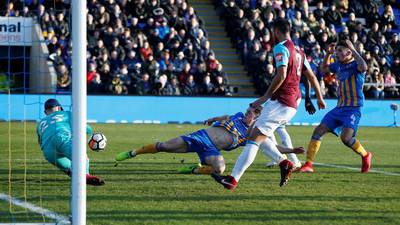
204, 115, 230, 126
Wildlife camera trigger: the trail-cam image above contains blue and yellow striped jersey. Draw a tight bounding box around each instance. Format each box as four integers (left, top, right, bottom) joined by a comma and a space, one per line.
212, 112, 249, 151
329, 60, 365, 107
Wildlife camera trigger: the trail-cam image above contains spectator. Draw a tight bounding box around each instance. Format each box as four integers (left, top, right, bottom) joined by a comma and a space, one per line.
153, 74, 172, 95
384, 70, 399, 97
214, 76, 229, 96
373, 72, 385, 99
136, 73, 153, 95
199, 75, 214, 95
170, 77, 181, 95
324, 4, 342, 27
183, 74, 198, 95
56, 64, 71, 92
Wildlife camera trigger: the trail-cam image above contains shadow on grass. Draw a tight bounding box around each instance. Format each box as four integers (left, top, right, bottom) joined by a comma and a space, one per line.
29, 194, 400, 203
85, 209, 399, 222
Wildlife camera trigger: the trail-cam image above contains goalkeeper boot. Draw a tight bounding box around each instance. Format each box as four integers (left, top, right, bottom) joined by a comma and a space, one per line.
279, 159, 294, 187
177, 163, 201, 174
115, 150, 136, 161
86, 174, 105, 186
361, 152, 372, 173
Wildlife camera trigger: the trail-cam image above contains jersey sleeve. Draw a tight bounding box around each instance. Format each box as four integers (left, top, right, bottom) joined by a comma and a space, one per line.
231, 112, 245, 120
86, 124, 93, 135
328, 62, 340, 73
273, 44, 290, 68
303, 57, 312, 71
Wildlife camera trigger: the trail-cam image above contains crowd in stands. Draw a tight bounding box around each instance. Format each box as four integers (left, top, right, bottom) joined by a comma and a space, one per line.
215, 0, 400, 99
1, 0, 230, 96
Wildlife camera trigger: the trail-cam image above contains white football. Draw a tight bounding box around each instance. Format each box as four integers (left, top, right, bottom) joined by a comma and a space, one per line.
88, 133, 107, 151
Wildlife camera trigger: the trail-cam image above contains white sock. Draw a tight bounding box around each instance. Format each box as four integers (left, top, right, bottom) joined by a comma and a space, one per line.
276, 126, 301, 166
231, 141, 259, 181
260, 138, 286, 164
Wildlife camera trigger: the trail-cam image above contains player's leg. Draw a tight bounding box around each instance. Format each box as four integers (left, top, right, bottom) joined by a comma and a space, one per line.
298, 123, 330, 172
59, 138, 104, 185
212, 100, 295, 189
116, 136, 188, 161
225, 127, 266, 187
340, 126, 372, 173
185, 155, 225, 175
264, 133, 286, 168
276, 126, 302, 168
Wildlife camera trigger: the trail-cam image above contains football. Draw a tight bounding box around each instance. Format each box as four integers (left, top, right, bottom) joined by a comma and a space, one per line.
88, 133, 107, 151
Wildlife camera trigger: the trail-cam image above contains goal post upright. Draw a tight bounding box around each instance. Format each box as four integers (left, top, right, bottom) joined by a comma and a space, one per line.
71, 0, 87, 224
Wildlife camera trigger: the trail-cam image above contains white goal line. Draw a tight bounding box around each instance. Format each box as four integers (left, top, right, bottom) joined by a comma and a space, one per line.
312, 162, 400, 176
0, 193, 70, 225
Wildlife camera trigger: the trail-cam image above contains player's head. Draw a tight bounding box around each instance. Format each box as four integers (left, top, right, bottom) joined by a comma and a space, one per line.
244, 106, 262, 125
335, 39, 353, 63
44, 99, 63, 115
272, 18, 291, 42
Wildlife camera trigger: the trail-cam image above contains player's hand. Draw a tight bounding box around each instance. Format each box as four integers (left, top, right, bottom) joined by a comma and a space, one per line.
327, 43, 336, 54
203, 119, 213, 126
304, 97, 316, 115
317, 98, 326, 109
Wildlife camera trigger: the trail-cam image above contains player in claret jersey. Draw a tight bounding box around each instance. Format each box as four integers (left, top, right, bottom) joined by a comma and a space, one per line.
212, 18, 326, 190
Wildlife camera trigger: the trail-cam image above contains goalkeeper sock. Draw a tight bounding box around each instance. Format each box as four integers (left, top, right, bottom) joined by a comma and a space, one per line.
133, 143, 159, 156
306, 139, 321, 163
193, 166, 214, 174
350, 139, 368, 157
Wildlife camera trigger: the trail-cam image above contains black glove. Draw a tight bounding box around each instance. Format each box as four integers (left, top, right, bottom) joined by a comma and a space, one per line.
305, 97, 316, 115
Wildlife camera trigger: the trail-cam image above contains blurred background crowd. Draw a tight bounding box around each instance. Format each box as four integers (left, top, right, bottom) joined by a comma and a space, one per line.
1, 0, 400, 99
215, 0, 400, 99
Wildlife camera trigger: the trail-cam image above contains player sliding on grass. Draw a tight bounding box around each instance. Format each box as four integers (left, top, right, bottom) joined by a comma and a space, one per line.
115, 107, 305, 175
299, 39, 372, 173
36, 99, 105, 186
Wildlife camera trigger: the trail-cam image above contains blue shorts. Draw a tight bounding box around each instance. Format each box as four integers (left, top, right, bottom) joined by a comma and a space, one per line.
181, 129, 221, 164
321, 107, 361, 136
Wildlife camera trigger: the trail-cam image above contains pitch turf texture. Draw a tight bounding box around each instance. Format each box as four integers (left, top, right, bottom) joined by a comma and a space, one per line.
1, 122, 399, 225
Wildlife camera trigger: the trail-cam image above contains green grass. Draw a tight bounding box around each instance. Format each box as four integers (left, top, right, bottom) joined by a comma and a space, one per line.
1, 122, 400, 225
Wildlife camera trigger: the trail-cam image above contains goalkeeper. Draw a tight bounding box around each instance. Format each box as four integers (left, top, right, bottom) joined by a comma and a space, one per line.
115, 107, 305, 175
36, 99, 105, 186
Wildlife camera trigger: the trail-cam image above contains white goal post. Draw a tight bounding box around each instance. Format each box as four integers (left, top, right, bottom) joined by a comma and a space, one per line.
71, 0, 87, 225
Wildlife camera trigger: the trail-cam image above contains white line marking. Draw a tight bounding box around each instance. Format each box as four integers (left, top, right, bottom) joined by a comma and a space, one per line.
0, 193, 70, 224
313, 162, 400, 176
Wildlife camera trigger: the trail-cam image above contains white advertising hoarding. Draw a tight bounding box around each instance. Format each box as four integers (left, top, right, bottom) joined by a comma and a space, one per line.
0, 17, 32, 46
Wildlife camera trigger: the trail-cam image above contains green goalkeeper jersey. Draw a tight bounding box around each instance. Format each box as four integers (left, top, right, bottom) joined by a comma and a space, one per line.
36, 111, 92, 149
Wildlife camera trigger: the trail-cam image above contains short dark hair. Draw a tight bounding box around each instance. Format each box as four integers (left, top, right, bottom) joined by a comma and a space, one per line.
272, 18, 291, 34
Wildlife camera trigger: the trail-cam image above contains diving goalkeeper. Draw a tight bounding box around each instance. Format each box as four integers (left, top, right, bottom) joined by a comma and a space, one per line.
36, 99, 105, 186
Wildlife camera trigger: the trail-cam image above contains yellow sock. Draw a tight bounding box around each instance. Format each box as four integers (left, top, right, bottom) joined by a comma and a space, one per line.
134, 144, 158, 155
351, 139, 368, 157
306, 139, 321, 163
194, 166, 214, 174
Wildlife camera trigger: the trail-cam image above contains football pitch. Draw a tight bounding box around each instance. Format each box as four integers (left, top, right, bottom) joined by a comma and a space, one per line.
1, 122, 399, 225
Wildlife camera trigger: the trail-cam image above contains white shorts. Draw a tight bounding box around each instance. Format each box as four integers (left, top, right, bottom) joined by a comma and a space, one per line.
254, 99, 298, 137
